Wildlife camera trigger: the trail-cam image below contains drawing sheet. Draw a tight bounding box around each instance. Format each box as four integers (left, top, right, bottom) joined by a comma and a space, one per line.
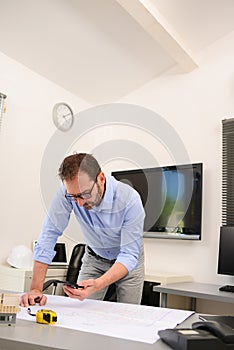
18, 295, 193, 344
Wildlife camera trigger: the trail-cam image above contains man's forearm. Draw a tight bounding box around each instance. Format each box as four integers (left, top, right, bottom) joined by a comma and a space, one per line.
95, 262, 128, 291
30, 261, 48, 292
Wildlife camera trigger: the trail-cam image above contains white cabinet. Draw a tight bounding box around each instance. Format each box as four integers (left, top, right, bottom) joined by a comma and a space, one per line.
0, 265, 67, 294
143, 270, 192, 307
144, 270, 192, 284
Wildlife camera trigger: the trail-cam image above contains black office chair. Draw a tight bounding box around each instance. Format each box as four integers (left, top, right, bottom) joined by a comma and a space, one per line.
43, 243, 116, 301
43, 243, 86, 295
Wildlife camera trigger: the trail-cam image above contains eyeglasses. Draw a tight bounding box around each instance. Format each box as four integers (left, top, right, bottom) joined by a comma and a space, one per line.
65, 180, 96, 201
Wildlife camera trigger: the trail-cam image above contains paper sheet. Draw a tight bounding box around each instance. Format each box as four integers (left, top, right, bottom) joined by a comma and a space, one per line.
18, 295, 193, 344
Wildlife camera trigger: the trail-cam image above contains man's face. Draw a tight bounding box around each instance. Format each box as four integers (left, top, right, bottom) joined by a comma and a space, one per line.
64, 171, 105, 210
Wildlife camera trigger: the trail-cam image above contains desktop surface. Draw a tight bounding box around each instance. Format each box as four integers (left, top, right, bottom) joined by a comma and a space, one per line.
153, 282, 234, 303
0, 314, 199, 350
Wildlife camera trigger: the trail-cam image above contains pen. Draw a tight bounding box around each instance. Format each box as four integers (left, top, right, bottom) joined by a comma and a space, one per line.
198, 315, 207, 322
34, 296, 42, 303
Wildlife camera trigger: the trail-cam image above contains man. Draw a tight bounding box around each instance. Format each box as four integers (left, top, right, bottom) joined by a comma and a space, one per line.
21, 153, 145, 306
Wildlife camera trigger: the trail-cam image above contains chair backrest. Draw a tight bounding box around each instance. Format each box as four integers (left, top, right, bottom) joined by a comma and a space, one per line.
65, 243, 116, 301
65, 243, 86, 285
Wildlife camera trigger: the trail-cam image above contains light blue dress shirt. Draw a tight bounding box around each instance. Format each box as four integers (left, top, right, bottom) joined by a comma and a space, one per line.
34, 175, 145, 272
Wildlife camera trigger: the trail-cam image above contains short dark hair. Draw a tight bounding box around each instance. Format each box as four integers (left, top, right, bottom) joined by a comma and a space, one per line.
58, 153, 101, 181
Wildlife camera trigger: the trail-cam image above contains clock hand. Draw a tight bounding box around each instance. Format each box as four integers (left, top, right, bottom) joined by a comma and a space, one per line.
63, 112, 71, 118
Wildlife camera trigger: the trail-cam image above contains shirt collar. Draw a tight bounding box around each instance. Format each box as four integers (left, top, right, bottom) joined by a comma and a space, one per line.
92, 175, 114, 212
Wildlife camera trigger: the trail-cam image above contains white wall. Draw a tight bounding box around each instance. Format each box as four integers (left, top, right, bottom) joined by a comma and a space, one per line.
1, 28, 234, 298
0, 52, 90, 263
119, 30, 234, 286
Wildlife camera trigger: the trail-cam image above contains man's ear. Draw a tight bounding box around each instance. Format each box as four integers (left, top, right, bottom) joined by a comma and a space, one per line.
98, 171, 105, 184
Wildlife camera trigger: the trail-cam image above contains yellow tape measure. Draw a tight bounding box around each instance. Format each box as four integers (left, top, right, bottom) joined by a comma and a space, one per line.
36, 309, 57, 324
28, 308, 57, 324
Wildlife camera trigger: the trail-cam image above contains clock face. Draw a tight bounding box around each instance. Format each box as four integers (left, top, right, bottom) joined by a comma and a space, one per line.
52, 103, 74, 131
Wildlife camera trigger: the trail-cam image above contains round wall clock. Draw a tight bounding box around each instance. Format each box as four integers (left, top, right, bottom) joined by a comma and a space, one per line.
52, 103, 74, 131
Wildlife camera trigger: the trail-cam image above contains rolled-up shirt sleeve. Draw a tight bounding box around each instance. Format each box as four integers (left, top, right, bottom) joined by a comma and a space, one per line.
34, 185, 72, 265
115, 192, 145, 272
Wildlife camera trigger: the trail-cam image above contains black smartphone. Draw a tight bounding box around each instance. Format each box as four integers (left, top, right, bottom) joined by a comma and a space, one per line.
64, 281, 84, 289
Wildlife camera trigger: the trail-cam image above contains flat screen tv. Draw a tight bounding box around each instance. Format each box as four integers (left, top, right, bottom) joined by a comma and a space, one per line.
112, 163, 203, 240
218, 226, 234, 277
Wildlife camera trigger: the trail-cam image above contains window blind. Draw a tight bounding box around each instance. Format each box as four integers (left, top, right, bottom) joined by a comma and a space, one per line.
222, 118, 234, 225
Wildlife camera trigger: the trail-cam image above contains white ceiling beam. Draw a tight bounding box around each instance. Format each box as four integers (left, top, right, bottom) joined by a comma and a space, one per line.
115, 0, 198, 72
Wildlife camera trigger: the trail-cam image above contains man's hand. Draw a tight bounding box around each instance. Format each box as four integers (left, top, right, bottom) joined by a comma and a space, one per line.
63, 279, 98, 301
20, 289, 47, 307
63, 262, 128, 301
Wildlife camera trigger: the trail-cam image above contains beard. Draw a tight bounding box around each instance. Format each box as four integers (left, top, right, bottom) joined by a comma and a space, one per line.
83, 183, 103, 210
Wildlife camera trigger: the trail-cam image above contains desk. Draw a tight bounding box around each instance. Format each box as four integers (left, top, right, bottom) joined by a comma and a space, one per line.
0, 265, 67, 294
0, 265, 191, 306
144, 271, 192, 284
153, 282, 234, 310
143, 272, 192, 307
0, 313, 199, 350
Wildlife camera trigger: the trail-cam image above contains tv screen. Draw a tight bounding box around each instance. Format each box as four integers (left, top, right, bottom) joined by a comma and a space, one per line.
112, 163, 203, 240
218, 226, 234, 276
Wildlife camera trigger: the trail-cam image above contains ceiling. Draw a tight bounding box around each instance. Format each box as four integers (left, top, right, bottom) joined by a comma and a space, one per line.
0, 0, 234, 104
